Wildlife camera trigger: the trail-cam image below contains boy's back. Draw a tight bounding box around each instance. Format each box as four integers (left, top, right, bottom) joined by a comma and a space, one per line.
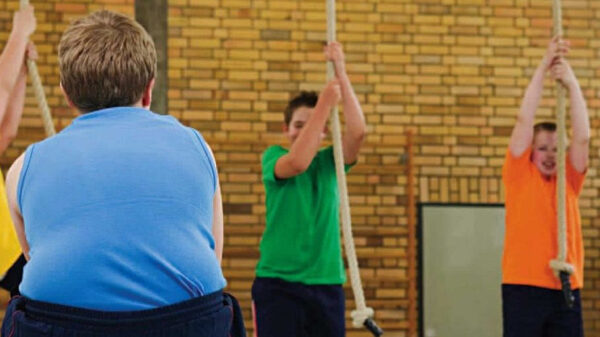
2, 10, 244, 337
19, 107, 225, 310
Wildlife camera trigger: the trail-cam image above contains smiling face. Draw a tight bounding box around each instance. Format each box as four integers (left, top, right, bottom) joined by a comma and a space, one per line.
531, 130, 558, 178
284, 106, 327, 145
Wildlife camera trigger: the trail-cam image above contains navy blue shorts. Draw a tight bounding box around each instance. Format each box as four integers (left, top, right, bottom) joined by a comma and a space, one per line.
252, 277, 345, 337
1, 291, 246, 337
502, 284, 583, 337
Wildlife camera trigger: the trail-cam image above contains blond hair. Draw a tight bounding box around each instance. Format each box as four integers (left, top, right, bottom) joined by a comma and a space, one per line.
58, 10, 156, 113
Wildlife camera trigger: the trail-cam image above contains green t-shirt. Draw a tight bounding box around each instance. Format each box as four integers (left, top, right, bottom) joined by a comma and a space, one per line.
256, 145, 351, 285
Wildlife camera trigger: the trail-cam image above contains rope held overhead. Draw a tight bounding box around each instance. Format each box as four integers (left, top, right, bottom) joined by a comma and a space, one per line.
19, 0, 56, 137
326, 0, 382, 335
549, 0, 575, 308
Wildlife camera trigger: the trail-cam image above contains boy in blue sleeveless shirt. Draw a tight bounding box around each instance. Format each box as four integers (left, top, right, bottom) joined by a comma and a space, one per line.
252, 42, 366, 337
1, 10, 244, 337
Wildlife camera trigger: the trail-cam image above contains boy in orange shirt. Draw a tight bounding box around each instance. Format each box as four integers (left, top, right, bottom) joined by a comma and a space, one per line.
502, 36, 589, 337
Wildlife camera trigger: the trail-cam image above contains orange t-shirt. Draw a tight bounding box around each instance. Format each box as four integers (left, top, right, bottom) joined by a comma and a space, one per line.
502, 147, 586, 290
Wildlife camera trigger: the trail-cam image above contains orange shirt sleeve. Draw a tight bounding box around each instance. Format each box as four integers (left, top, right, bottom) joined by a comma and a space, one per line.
502, 147, 532, 184
566, 158, 586, 196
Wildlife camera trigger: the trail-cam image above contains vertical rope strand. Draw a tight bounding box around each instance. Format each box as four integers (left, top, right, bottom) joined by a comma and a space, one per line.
326, 0, 371, 327
19, 0, 56, 136
553, 0, 567, 267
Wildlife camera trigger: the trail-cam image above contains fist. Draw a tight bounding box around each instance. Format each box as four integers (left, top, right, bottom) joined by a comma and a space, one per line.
550, 58, 577, 89
13, 5, 36, 38
543, 36, 569, 70
320, 79, 342, 108
324, 41, 346, 76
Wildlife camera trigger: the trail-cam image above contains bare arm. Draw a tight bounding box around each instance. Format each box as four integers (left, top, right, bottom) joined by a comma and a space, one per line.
509, 37, 566, 157
509, 63, 544, 157
0, 6, 36, 135
0, 63, 27, 153
326, 42, 366, 164
6, 153, 28, 260
212, 183, 223, 264
551, 59, 590, 172
206, 147, 223, 264
0, 7, 36, 152
274, 80, 341, 179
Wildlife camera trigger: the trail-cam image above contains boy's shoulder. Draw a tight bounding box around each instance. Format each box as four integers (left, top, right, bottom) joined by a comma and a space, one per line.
263, 145, 287, 157
317, 145, 333, 155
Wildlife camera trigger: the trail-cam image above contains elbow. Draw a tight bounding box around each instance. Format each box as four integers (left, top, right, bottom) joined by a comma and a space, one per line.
288, 155, 310, 175
6, 128, 17, 143
574, 134, 590, 147
355, 127, 367, 143
515, 114, 531, 128
347, 127, 367, 146
2, 130, 17, 148
0, 136, 13, 153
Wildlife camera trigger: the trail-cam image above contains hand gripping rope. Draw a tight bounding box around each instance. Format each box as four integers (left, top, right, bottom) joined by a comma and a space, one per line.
20, 0, 56, 137
548, 0, 574, 308
325, 0, 383, 335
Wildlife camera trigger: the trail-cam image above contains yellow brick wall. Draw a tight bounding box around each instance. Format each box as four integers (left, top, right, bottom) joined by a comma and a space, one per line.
1, 0, 600, 336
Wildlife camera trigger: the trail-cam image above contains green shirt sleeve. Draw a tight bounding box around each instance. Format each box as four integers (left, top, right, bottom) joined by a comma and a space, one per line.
262, 146, 287, 184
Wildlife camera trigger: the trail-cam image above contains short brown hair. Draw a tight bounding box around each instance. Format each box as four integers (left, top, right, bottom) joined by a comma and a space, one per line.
58, 11, 157, 113
534, 121, 557, 135
284, 91, 319, 125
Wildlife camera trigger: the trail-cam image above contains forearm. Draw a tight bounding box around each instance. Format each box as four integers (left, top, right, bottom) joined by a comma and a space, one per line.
518, 63, 546, 127
0, 30, 28, 95
339, 73, 366, 138
288, 107, 330, 168
509, 63, 546, 155
0, 65, 27, 152
568, 82, 590, 145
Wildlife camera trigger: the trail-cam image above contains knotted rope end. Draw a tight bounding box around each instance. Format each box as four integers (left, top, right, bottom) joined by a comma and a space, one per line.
549, 259, 574, 277
351, 307, 374, 328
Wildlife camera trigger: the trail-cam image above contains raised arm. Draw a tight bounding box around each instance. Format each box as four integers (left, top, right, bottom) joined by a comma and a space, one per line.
5, 153, 28, 260
274, 80, 341, 179
0, 44, 36, 153
509, 36, 566, 157
326, 42, 366, 164
550, 58, 590, 173
0, 6, 36, 146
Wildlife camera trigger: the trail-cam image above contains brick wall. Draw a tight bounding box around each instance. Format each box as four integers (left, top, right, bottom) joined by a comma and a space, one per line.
2, 0, 600, 336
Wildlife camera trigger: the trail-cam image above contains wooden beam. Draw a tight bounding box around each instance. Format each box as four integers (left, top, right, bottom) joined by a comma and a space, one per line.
135, 0, 168, 115
406, 130, 417, 337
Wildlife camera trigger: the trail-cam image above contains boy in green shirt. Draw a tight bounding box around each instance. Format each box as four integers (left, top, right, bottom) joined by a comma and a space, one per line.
252, 42, 366, 337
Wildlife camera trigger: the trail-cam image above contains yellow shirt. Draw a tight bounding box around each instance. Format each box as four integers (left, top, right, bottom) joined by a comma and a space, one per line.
0, 170, 20, 275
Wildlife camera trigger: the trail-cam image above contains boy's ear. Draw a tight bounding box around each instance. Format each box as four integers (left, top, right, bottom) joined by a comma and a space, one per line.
59, 82, 76, 109
141, 78, 155, 109
282, 122, 289, 132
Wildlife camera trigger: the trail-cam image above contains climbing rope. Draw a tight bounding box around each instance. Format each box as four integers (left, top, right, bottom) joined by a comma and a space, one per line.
19, 0, 56, 137
548, 0, 574, 308
326, 0, 382, 335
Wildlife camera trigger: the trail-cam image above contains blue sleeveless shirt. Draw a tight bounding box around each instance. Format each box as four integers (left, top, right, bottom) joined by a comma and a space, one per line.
18, 107, 226, 311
